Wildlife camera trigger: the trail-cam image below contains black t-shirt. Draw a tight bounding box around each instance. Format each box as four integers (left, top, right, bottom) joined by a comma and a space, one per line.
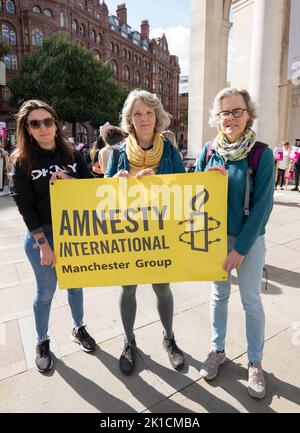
12, 146, 93, 232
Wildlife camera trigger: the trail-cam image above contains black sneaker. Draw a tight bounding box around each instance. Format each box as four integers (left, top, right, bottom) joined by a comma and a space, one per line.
291, 187, 299, 191
71, 326, 96, 352
35, 339, 53, 373
119, 339, 137, 376
162, 336, 185, 370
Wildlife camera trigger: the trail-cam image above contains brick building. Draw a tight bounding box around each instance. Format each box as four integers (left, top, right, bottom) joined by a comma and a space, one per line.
0, 0, 180, 144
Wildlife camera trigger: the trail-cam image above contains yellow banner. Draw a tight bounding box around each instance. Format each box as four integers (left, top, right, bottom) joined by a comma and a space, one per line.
50, 172, 228, 289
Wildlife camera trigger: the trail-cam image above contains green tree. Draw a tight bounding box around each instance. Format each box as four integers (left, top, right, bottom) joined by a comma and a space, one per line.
8, 33, 128, 136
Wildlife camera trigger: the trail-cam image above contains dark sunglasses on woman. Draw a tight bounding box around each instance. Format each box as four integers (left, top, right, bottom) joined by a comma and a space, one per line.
27, 117, 55, 129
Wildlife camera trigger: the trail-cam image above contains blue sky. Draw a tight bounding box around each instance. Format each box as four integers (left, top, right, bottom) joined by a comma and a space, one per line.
106, 0, 190, 75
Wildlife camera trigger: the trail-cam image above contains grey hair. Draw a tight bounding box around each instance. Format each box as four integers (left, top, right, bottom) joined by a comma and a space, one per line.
208, 87, 257, 130
120, 89, 171, 134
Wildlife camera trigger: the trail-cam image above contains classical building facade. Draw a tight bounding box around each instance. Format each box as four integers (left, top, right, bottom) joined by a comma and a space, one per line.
0, 0, 180, 143
178, 74, 188, 152
188, 0, 300, 157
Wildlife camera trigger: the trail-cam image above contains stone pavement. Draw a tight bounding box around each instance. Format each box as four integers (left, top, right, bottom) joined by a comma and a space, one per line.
0, 188, 299, 413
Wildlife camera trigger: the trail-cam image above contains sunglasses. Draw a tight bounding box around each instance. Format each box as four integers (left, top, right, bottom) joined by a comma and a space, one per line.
27, 117, 55, 129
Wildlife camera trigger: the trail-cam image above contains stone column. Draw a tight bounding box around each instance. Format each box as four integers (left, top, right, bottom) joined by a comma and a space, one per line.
249, 0, 285, 146
188, 0, 231, 157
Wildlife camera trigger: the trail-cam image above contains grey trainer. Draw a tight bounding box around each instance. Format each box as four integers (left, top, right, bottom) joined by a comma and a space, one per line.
200, 350, 226, 380
248, 362, 266, 399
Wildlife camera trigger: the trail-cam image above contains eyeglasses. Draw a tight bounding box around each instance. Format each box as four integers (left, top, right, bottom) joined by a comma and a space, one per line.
27, 117, 55, 129
218, 108, 248, 120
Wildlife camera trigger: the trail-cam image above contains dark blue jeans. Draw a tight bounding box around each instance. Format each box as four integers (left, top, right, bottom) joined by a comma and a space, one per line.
24, 225, 84, 342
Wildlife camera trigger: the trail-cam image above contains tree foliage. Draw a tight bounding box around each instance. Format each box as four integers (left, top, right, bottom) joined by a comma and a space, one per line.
8, 33, 129, 128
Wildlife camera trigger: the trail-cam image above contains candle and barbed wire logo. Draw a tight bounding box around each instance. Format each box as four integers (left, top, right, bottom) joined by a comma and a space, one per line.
178, 189, 222, 252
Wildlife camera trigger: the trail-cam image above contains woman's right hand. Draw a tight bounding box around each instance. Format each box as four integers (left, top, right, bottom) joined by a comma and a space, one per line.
40, 243, 56, 267
207, 165, 227, 175
113, 170, 130, 178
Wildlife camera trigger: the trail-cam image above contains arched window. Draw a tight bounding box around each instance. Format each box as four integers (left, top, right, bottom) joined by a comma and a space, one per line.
79, 24, 85, 37
123, 48, 127, 59
33, 6, 41, 13
123, 65, 130, 81
144, 75, 150, 89
128, 51, 131, 61
96, 33, 102, 44
111, 60, 118, 77
158, 81, 163, 94
111, 42, 114, 52
72, 20, 78, 33
32, 29, 43, 46
115, 44, 119, 55
134, 70, 140, 84
44, 9, 53, 18
6, 0, 15, 14
89, 30, 95, 43
166, 84, 170, 96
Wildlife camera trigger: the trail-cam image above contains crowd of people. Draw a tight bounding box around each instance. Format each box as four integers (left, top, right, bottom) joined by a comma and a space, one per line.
8, 85, 293, 401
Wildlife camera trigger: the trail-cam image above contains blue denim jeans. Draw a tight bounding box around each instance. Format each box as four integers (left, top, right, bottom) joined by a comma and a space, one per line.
210, 235, 266, 363
24, 225, 84, 343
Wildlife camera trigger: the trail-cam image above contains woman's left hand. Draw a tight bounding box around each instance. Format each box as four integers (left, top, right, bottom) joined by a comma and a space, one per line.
50, 171, 73, 183
135, 168, 155, 179
223, 249, 244, 272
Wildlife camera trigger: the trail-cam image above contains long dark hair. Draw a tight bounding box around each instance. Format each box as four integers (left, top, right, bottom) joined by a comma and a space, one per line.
11, 100, 74, 175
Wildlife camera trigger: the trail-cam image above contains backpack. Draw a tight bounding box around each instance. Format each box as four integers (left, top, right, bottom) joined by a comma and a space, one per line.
205, 140, 268, 216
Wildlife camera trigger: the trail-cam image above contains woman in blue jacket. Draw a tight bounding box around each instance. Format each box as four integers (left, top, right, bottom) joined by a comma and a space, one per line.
195, 88, 274, 400
106, 89, 185, 376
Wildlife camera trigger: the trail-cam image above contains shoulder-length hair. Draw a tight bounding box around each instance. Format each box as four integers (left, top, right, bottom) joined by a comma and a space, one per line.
11, 99, 74, 175
208, 87, 257, 130
120, 89, 171, 134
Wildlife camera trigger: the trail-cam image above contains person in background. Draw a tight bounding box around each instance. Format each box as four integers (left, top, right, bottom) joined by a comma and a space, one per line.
195, 88, 274, 400
98, 126, 128, 174
11, 100, 96, 373
275, 141, 290, 190
105, 89, 185, 376
161, 129, 178, 149
91, 135, 106, 178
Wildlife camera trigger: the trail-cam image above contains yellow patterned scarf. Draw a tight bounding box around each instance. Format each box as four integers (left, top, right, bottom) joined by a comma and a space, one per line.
214, 128, 257, 161
126, 133, 164, 176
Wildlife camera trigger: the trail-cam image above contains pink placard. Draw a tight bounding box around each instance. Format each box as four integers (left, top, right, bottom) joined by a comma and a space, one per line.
274, 148, 283, 161
284, 169, 294, 180
289, 147, 300, 162
0, 126, 6, 139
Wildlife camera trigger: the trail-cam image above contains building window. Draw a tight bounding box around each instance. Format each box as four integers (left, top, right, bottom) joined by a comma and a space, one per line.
44, 9, 52, 18
123, 48, 127, 59
72, 20, 78, 33
128, 51, 131, 61
134, 70, 140, 84
78, 2, 84, 9
3, 53, 11, 69
1, 24, 9, 44
145, 75, 150, 89
111, 60, 118, 77
115, 44, 119, 55
11, 52, 17, 69
96, 33, 102, 44
60, 12, 64, 27
79, 24, 85, 37
89, 30, 95, 43
111, 42, 114, 52
32, 29, 43, 46
6, 0, 15, 14
24, 28, 29, 45
33, 6, 41, 13
3, 86, 11, 102
123, 65, 130, 81
10, 30, 16, 45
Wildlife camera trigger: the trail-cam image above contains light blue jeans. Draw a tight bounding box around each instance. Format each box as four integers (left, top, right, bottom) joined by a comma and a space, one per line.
24, 225, 84, 343
210, 235, 266, 363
